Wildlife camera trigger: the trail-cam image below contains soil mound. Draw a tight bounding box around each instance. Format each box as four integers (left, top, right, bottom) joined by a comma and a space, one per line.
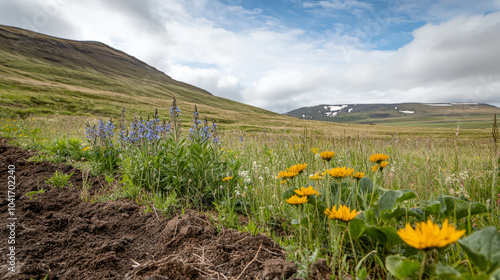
0, 139, 298, 280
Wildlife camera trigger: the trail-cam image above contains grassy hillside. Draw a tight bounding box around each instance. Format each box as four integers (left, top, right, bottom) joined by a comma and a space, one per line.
0, 25, 279, 125
287, 103, 500, 129
0, 25, 496, 139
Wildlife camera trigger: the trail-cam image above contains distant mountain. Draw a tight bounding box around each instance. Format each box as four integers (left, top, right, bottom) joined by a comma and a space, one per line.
286, 103, 500, 128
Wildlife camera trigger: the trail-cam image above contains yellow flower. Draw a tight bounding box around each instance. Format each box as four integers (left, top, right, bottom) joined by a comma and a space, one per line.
369, 153, 390, 163
324, 205, 360, 222
309, 172, 324, 180
328, 166, 354, 178
294, 185, 318, 196
353, 172, 365, 180
320, 151, 335, 161
372, 161, 389, 172
222, 176, 233, 181
83, 146, 90, 151
280, 180, 287, 184
311, 148, 318, 154
288, 163, 307, 174
286, 195, 308, 205
277, 170, 299, 179
379, 161, 388, 170
397, 219, 465, 250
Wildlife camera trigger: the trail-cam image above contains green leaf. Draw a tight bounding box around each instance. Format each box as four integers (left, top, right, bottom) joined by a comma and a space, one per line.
458, 227, 500, 274
356, 266, 368, 280
359, 177, 373, 194
438, 195, 488, 219
362, 208, 377, 225
300, 215, 310, 227
460, 274, 492, 280
490, 268, 500, 280
311, 198, 327, 215
349, 218, 367, 239
378, 189, 417, 211
420, 200, 442, 216
283, 187, 297, 200
291, 219, 300, 225
365, 226, 402, 248
385, 255, 421, 279
380, 205, 423, 222
435, 262, 461, 279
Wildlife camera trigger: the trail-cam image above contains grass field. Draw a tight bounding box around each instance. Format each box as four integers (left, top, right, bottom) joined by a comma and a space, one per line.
1, 105, 499, 279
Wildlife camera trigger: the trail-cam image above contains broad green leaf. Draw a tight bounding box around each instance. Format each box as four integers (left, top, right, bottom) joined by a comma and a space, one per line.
490, 268, 500, 280
283, 187, 297, 200
349, 218, 367, 239
313, 199, 328, 215
438, 195, 487, 219
420, 200, 442, 216
365, 226, 402, 248
403, 244, 418, 257
458, 227, 500, 274
395, 190, 417, 203
359, 177, 373, 194
356, 266, 368, 280
380, 205, 423, 222
362, 208, 377, 225
378, 191, 397, 211
460, 274, 491, 280
300, 215, 310, 227
385, 255, 421, 279
435, 262, 461, 279
379, 189, 417, 211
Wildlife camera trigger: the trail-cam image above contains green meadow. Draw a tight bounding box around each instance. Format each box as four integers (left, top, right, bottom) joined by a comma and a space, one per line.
1, 103, 499, 279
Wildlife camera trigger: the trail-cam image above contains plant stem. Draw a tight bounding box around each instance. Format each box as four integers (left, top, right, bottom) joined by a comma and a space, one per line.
338, 178, 342, 206
369, 168, 379, 208
325, 161, 331, 208
419, 251, 427, 280
352, 179, 359, 209
347, 225, 358, 264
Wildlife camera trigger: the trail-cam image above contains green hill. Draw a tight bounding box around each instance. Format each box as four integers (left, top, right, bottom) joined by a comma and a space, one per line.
287, 103, 500, 129
0, 24, 284, 130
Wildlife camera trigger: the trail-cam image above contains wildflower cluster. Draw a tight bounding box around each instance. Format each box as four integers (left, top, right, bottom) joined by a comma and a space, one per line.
369, 153, 389, 172
328, 166, 354, 178
286, 185, 318, 205
85, 119, 115, 147
277, 163, 307, 181
320, 151, 335, 161
309, 171, 325, 180
188, 105, 220, 144
125, 113, 170, 144
324, 204, 360, 222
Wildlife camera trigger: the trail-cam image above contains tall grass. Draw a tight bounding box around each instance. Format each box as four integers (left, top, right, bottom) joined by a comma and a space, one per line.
1, 110, 499, 279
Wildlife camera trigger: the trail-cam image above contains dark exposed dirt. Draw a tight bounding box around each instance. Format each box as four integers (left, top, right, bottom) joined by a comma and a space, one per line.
0, 138, 303, 280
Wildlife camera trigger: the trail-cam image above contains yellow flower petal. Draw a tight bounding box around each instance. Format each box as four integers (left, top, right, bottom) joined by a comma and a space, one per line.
286, 195, 308, 205
397, 219, 465, 250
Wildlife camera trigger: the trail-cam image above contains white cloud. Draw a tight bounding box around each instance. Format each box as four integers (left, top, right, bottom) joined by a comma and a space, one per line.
338, 12, 500, 105
0, 0, 499, 112
302, 0, 371, 10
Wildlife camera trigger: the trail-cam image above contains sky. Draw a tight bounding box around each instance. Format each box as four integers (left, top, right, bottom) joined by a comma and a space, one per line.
1, 0, 500, 113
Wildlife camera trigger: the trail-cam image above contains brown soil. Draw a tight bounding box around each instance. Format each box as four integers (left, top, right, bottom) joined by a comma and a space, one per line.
0, 138, 302, 280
